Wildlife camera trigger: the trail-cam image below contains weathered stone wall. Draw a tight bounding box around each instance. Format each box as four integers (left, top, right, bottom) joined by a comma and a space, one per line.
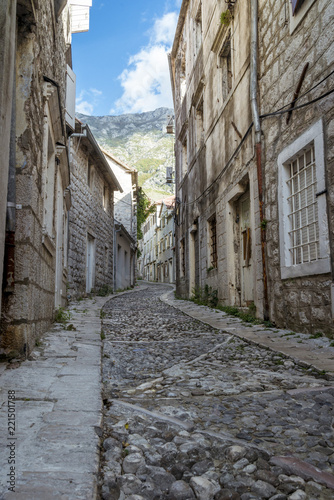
156, 205, 175, 283
68, 139, 114, 299
0, 1, 16, 315
173, 0, 264, 315
259, 0, 334, 335
104, 154, 137, 242
1, 1, 70, 356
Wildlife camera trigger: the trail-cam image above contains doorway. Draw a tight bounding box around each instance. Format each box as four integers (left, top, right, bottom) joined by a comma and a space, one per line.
238, 191, 253, 305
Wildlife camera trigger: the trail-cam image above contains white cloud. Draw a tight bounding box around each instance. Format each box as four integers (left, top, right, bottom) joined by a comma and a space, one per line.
152, 12, 178, 45
112, 12, 178, 115
76, 100, 94, 115
76, 88, 103, 115
90, 88, 103, 97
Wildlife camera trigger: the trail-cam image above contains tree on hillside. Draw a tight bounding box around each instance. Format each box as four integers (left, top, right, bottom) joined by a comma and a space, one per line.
136, 188, 155, 242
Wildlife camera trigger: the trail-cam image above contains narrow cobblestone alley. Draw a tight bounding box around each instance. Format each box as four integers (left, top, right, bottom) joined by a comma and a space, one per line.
99, 284, 334, 500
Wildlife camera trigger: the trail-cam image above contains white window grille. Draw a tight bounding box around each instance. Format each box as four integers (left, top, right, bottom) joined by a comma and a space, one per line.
278, 119, 330, 279
287, 145, 319, 265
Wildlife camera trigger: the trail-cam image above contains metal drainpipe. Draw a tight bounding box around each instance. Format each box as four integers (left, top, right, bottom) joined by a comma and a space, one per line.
250, 0, 269, 321
4, 67, 16, 293
68, 127, 87, 165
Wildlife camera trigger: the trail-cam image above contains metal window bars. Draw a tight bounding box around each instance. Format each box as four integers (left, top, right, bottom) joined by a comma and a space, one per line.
209, 216, 218, 268
286, 144, 319, 265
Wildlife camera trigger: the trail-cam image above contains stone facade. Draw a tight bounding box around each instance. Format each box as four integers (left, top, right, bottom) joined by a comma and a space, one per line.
67, 123, 121, 299
140, 206, 160, 282
114, 222, 136, 290
103, 149, 138, 241
156, 198, 176, 284
258, 0, 334, 335
170, 0, 334, 335
139, 196, 176, 284
103, 149, 138, 289
0, 1, 91, 356
170, 0, 263, 312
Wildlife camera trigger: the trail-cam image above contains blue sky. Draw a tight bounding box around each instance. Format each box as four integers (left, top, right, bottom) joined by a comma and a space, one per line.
72, 0, 181, 116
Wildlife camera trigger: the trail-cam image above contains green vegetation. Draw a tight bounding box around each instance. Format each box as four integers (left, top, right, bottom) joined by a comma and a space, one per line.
65, 324, 77, 331
189, 290, 275, 327
54, 307, 72, 324
191, 285, 219, 308
220, 10, 232, 26
137, 187, 156, 241
309, 332, 323, 339
135, 158, 164, 173
97, 284, 113, 297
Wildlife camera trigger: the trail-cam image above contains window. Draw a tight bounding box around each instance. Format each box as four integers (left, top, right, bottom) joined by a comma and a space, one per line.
291, 0, 306, 15
182, 137, 188, 176
87, 163, 94, 188
220, 35, 232, 101
286, 145, 318, 265
208, 215, 217, 269
180, 238, 186, 277
196, 99, 204, 149
103, 184, 108, 211
289, 0, 317, 33
278, 119, 330, 278
65, 64, 76, 130
104, 245, 109, 272
193, 5, 202, 60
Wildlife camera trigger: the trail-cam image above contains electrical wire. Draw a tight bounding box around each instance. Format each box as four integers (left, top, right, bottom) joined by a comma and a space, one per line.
263, 69, 334, 115
260, 87, 334, 119
182, 83, 334, 207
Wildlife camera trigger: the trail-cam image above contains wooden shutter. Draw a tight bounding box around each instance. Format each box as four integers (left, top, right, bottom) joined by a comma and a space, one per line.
291, 0, 305, 15
65, 65, 76, 130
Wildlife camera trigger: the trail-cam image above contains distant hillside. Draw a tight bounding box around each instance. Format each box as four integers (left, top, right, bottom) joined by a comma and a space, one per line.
76, 108, 175, 200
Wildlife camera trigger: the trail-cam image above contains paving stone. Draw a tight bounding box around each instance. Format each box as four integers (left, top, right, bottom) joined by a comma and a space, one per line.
99, 285, 334, 500
168, 480, 196, 499
189, 475, 221, 500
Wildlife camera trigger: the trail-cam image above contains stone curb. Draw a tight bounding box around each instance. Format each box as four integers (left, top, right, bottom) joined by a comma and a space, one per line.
0, 294, 112, 500
159, 287, 334, 379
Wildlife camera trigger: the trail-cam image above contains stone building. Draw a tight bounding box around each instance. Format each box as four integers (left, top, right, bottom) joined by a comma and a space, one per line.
138, 196, 176, 284
258, 0, 334, 334
156, 197, 176, 284
114, 221, 137, 291
169, 0, 334, 335
67, 122, 121, 299
140, 204, 161, 282
0, 0, 91, 356
102, 149, 138, 290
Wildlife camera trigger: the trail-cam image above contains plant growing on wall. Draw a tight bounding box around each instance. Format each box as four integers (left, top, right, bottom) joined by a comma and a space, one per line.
220, 10, 232, 26
136, 187, 155, 241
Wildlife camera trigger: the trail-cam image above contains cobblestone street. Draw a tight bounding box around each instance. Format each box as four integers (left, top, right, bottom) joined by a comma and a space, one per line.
99, 284, 334, 500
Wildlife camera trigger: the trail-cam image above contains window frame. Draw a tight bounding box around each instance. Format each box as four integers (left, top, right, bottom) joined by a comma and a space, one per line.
208, 214, 218, 269
289, 0, 317, 34
278, 119, 330, 279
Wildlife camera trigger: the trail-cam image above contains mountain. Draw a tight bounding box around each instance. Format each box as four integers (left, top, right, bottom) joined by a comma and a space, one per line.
76, 108, 175, 201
